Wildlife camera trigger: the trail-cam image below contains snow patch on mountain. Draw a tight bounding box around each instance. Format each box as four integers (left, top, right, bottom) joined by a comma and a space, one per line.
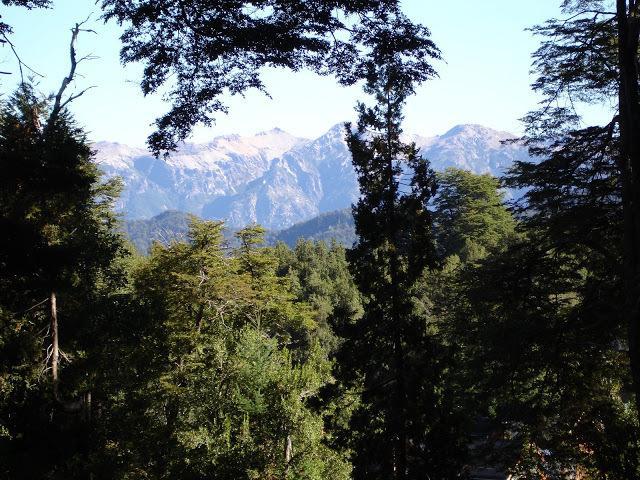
418, 124, 522, 176
94, 123, 530, 228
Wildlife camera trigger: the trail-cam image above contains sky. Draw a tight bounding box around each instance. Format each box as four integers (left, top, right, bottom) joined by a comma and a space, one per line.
0, 1, 610, 147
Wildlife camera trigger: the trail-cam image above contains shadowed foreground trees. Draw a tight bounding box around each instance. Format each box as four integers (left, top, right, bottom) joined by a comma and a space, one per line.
522, 0, 640, 419
3, 2, 640, 478
0, 85, 126, 477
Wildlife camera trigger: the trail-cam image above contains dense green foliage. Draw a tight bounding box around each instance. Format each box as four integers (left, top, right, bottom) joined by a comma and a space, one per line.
522, 0, 640, 427
433, 168, 516, 262
2, 1, 640, 479
0, 86, 357, 479
451, 2, 640, 476
273, 239, 361, 354
97, 221, 351, 479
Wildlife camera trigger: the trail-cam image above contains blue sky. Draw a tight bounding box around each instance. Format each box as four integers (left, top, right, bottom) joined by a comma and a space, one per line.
0, 1, 610, 146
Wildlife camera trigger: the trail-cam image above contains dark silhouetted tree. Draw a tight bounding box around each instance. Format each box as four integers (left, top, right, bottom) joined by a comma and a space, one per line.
100, 0, 437, 156
521, 0, 640, 416
0, 82, 126, 478
333, 15, 465, 479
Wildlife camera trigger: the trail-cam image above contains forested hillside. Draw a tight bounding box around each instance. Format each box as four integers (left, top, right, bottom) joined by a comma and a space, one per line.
267, 209, 356, 247
1, 1, 639, 479
122, 208, 355, 253
123, 210, 193, 252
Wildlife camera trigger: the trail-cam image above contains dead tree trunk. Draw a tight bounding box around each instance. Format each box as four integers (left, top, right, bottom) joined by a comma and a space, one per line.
284, 433, 293, 477
50, 291, 60, 398
49, 291, 84, 414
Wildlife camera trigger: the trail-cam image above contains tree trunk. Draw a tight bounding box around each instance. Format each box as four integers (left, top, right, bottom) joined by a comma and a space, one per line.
383, 97, 407, 479
617, 0, 640, 417
50, 291, 60, 398
390, 244, 407, 480
49, 291, 84, 413
284, 433, 292, 476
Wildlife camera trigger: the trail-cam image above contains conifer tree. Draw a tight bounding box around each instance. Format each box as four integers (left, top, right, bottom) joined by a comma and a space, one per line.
336, 17, 465, 479
0, 84, 126, 478
520, 0, 640, 416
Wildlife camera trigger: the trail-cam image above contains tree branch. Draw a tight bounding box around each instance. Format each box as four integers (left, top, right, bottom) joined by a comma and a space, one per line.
0, 31, 45, 83
47, 15, 97, 128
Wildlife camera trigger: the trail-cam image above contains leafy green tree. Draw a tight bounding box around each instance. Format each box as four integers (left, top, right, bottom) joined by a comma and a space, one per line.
100, 0, 437, 155
448, 96, 637, 476
452, 232, 639, 478
100, 219, 350, 479
406, 168, 517, 477
433, 168, 516, 262
273, 239, 362, 354
447, 2, 640, 474
271, 239, 363, 466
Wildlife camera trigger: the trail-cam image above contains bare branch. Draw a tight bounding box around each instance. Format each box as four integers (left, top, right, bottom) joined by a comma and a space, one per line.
11, 296, 49, 315
0, 31, 45, 82
48, 16, 98, 127
59, 349, 72, 363
57, 85, 96, 112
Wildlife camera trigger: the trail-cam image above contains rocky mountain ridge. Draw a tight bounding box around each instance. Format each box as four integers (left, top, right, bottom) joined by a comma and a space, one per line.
95, 123, 529, 229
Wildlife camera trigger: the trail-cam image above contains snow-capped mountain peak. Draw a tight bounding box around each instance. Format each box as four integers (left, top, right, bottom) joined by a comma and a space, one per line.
94, 123, 531, 228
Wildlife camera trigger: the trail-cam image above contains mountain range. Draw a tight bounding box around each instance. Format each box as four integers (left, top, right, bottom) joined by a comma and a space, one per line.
95, 123, 530, 230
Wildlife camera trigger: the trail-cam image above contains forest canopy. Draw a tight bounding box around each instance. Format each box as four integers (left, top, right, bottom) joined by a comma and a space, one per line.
1, 1, 639, 479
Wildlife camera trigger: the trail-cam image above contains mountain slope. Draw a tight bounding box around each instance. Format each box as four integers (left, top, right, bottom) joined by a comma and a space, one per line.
123, 210, 193, 253
201, 124, 356, 229
124, 208, 356, 254
96, 124, 529, 229
95, 129, 307, 219
418, 124, 521, 176
267, 208, 356, 247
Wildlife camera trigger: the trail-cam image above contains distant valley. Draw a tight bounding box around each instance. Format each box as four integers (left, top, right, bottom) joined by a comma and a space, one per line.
96, 123, 530, 235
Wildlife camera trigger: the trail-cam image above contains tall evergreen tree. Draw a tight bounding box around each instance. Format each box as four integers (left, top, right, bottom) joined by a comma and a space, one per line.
0, 84, 126, 478
335, 16, 465, 479
522, 0, 640, 416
